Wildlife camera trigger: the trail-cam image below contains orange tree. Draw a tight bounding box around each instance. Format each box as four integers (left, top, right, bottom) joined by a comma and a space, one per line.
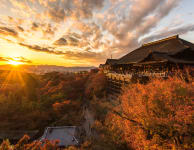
84, 72, 107, 100
106, 76, 194, 149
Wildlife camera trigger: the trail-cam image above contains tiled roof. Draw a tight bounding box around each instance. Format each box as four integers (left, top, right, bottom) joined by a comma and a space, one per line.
105, 59, 118, 65
40, 126, 79, 147
117, 35, 194, 64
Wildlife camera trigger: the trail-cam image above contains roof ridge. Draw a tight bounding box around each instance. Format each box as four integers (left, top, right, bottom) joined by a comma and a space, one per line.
142, 35, 179, 47
107, 58, 117, 60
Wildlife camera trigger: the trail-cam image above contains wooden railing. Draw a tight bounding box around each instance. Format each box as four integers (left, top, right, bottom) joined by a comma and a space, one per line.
105, 71, 168, 81
105, 71, 169, 99
106, 72, 132, 82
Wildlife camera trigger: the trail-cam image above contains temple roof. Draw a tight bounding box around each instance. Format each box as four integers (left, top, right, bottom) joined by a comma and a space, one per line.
105, 59, 118, 65
117, 35, 194, 64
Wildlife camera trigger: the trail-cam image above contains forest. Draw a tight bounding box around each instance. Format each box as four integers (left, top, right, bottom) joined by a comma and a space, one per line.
0, 69, 193, 150
0, 70, 106, 130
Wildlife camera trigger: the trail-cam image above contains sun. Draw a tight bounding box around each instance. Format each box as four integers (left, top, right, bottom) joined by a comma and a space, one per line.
8, 60, 23, 66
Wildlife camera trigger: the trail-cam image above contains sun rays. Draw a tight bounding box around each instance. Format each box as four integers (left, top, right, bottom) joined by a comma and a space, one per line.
0, 65, 25, 90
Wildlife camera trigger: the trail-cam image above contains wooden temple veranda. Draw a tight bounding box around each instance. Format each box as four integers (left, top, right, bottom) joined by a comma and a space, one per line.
100, 35, 194, 97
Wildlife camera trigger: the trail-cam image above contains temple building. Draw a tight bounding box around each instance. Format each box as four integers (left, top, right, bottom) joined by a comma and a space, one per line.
102, 35, 194, 78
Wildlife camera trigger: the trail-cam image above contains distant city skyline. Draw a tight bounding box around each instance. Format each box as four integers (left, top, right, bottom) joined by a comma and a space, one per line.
0, 0, 194, 66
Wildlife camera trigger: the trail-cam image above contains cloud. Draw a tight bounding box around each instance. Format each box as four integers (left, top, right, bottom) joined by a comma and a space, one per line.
43, 0, 105, 22
54, 33, 81, 47
105, 0, 181, 55
141, 24, 194, 43
135, 0, 180, 37
43, 23, 55, 36
0, 26, 18, 37
0, 0, 191, 66
53, 27, 103, 50
17, 26, 24, 32
0, 57, 7, 62
0, 56, 32, 64
17, 57, 32, 63
102, 0, 162, 40
53, 38, 67, 46
18, 41, 105, 61
63, 35, 79, 46
31, 22, 39, 31
10, 56, 32, 64
0, 25, 25, 43
19, 43, 65, 55
119, 0, 162, 36
0, 0, 7, 9
63, 51, 106, 64
9, 0, 27, 10
18, 41, 106, 65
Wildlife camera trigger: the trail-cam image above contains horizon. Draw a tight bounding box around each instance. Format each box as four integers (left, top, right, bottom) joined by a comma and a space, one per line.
0, 0, 194, 67
0, 64, 96, 67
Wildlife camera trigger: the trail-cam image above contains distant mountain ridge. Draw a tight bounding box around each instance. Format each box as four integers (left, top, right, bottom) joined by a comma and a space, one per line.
0, 65, 97, 74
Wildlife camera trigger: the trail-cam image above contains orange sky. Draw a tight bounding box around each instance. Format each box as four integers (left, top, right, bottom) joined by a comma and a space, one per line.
0, 0, 194, 66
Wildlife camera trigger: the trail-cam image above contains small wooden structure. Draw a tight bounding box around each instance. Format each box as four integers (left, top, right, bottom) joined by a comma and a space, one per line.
40, 126, 81, 148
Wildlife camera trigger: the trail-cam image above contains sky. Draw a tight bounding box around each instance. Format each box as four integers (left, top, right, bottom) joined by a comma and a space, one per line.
0, 0, 194, 67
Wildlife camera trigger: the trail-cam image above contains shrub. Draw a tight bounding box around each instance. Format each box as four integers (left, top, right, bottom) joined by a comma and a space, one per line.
0, 136, 59, 150
85, 73, 107, 99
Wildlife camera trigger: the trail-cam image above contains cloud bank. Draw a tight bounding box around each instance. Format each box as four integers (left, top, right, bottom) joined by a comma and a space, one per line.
0, 0, 193, 66
0, 56, 32, 64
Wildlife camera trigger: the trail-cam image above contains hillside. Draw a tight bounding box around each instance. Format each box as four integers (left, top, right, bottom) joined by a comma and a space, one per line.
0, 70, 193, 150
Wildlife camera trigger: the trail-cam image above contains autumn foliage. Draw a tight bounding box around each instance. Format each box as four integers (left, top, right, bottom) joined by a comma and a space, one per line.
0, 69, 193, 149
0, 135, 60, 150
0, 71, 90, 130
0, 70, 108, 131
85, 72, 107, 99
105, 75, 194, 149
